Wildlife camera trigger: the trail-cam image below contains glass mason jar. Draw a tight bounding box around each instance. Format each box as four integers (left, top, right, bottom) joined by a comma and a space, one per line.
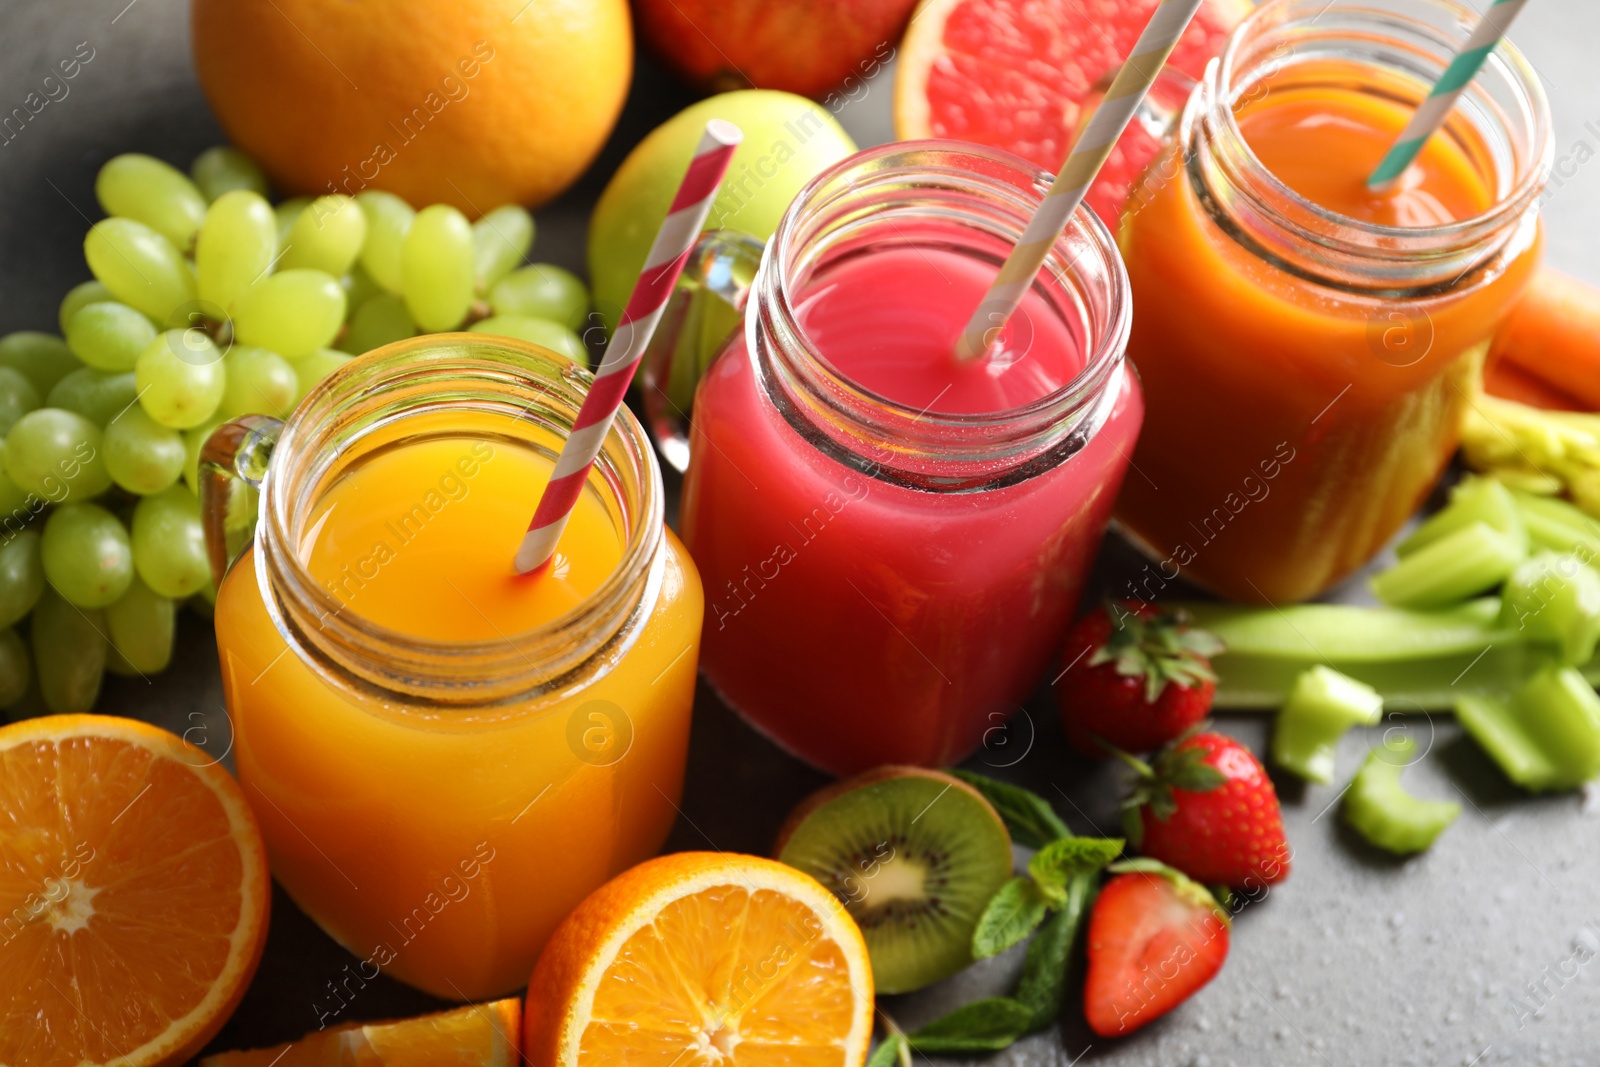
1113, 0, 1552, 604
201, 336, 702, 1000
677, 141, 1143, 775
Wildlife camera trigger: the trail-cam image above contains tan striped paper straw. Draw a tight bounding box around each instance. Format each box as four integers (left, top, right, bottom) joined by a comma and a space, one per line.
954, 0, 1208, 362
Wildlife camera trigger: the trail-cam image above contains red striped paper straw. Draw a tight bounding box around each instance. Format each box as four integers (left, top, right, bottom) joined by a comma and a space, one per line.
515, 119, 742, 574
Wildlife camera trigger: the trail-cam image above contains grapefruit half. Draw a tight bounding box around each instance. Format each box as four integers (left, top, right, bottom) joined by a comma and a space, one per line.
895, 0, 1253, 224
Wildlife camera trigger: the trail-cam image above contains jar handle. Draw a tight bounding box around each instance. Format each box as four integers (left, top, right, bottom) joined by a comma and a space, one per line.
638, 228, 765, 474
199, 415, 283, 586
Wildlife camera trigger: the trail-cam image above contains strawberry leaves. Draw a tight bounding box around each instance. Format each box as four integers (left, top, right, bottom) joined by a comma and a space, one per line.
1093, 604, 1224, 703
1117, 733, 1227, 846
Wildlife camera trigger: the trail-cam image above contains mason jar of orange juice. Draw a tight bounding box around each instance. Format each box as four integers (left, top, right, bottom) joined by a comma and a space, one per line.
201, 336, 702, 1001
1113, 0, 1552, 603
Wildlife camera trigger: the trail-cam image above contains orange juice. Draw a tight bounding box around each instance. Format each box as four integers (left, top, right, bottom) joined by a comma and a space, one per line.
210, 339, 701, 1002
1113, 36, 1548, 603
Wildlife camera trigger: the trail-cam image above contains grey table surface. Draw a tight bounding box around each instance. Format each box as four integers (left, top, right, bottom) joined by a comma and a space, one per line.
4, 2, 1600, 1065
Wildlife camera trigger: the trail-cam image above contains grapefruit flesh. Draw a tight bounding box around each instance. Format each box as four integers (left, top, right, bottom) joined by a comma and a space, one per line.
896, 0, 1252, 223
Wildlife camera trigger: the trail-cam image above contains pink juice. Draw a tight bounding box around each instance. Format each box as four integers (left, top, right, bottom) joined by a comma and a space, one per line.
680, 241, 1144, 774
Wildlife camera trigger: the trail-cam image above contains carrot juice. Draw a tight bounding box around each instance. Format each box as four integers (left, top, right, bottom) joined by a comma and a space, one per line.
210, 339, 701, 1001
1113, 1, 1550, 604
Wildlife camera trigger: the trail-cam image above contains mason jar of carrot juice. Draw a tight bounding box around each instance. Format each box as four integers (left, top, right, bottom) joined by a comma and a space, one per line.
201, 336, 701, 1000
1114, 0, 1552, 604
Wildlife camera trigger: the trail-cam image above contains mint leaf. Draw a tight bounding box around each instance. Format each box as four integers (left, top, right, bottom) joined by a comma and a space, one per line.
1014, 873, 1096, 1028
908, 998, 1035, 1054
1028, 835, 1124, 895
973, 876, 1050, 959
866, 1033, 907, 1067
952, 770, 1069, 848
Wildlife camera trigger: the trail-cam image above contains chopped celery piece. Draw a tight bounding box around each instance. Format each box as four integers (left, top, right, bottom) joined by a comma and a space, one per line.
1342, 737, 1460, 854
1510, 490, 1600, 557
1499, 552, 1600, 665
1398, 477, 1528, 558
1455, 666, 1600, 791
1179, 599, 1510, 662
1371, 521, 1525, 609
1272, 667, 1383, 783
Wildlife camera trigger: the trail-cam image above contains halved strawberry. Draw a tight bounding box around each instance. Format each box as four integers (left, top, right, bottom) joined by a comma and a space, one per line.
1084, 861, 1230, 1037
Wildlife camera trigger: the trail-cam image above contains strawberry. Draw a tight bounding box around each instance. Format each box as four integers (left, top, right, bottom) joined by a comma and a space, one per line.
1121, 730, 1292, 889
1083, 862, 1230, 1037
1057, 602, 1223, 757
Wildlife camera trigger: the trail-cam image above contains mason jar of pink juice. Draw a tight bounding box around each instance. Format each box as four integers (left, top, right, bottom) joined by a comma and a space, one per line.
676, 141, 1142, 774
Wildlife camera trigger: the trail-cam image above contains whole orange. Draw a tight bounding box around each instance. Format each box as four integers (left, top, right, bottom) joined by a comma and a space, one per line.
191, 0, 632, 216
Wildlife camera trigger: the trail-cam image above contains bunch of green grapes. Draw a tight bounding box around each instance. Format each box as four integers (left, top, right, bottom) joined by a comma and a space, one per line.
0, 146, 594, 714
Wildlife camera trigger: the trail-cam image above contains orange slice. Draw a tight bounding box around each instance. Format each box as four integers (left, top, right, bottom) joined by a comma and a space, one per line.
200, 999, 522, 1067
524, 852, 874, 1067
0, 714, 270, 1067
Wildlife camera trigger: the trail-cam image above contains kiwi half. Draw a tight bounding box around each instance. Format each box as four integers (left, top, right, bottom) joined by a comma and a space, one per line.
774, 765, 1014, 994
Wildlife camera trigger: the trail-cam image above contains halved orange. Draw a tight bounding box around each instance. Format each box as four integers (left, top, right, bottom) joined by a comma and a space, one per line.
894, 0, 1251, 224
524, 852, 874, 1067
0, 715, 270, 1067
200, 999, 522, 1067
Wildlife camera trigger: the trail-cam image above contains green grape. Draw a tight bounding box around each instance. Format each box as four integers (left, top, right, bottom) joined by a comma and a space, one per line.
84, 218, 196, 324
182, 417, 227, 494
469, 316, 588, 365
32, 585, 107, 714
191, 146, 270, 202
95, 153, 207, 251
342, 261, 381, 314
232, 269, 346, 359
195, 190, 277, 315
488, 264, 590, 332
0, 332, 82, 396
0, 530, 45, 628
5, 409, 110, 503
0, 628, 29, 707
48, 368, 138, 428
218, 345, 297, 420
341, 292, 416, 354
105, 575, 175, 674
402, 204, 475, 332
58, 280, 116, 336
356, 190, 413, 293
65, 301, 158, 372
134, 331, 225, 429
274, 196, 310, 247
290, 348, 353, 407
0, 443, 33, 526
41, 502, 133, 609
281, 194, 367, 277
190, 580, 217, 619
131, 484, 210, 598
104, 405, 185, 494
0, 368, 40, 436
472, 205, 535, 292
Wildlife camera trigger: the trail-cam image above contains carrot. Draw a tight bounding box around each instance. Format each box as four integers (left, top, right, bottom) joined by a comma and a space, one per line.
1489, 265, 1600, 410
1482, 358, 1585, 411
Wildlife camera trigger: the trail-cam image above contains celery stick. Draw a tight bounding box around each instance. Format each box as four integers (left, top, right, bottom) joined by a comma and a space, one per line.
1511, 490, 1600, 557
1499, 552, 1600, 665
1455, 666, 1600, 791
1272, 667, 1384, 783
1343, 737, 1460, 854
1371, 522, 1526, 609
1179, 599, 1510, 662
1398, 477, 1529, 558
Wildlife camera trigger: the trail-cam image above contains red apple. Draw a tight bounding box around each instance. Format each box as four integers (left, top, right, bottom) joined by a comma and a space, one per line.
634, 0, 919, 100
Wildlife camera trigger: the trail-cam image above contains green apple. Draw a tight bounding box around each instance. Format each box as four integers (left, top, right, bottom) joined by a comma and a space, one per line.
588, 90, 857, 334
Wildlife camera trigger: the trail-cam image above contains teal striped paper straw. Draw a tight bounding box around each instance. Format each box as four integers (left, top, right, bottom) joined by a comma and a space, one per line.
1368, 0, 1530, 190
